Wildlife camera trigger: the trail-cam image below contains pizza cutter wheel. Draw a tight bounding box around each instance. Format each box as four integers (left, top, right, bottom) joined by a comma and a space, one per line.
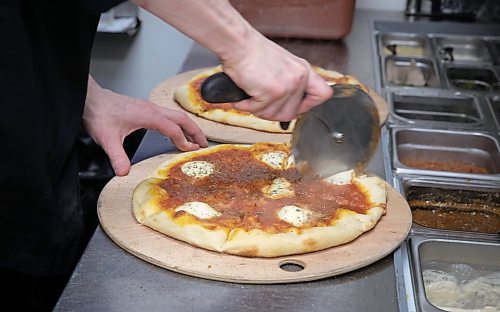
201, 72, 380, 178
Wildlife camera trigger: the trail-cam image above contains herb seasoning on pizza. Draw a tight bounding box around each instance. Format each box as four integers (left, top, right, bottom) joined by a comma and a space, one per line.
132, 143, 387, 257
173, 65, 367, 133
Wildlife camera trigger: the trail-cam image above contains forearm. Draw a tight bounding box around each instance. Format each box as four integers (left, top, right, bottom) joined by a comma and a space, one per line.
131, 0, 259, 62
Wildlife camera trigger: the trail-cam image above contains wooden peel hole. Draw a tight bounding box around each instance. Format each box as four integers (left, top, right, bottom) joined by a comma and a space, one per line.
278, 260, 306, 272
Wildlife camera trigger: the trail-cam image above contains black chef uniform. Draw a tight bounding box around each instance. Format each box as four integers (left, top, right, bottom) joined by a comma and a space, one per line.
0, 0, 124, 310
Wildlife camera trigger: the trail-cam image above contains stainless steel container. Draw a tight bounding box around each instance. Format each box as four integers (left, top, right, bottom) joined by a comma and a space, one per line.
386, 90, 484, 127
410, 236, 500, 312
444, 66, 500, 91
384, 56, 441, 87
433, 36, 492, 64
391, 127, 500, 181
379, 33, 431, 58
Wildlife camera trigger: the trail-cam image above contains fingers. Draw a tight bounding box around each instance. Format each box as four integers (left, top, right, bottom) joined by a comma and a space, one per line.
137, 100, 207, 150
224, 44, 333, 121
99, 107, 206, 176
250, 73, 308, 121
230, 67, 306, 121
151, 107, 208, 151
231, 65, 331, 121
298, 70, 333, 115
100, 135, 131, 176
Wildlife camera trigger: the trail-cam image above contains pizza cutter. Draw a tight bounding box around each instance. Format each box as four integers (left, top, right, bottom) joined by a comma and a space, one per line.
201, 72, 380, 178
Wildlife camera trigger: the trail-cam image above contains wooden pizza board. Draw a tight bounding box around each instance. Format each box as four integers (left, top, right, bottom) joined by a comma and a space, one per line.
98, 153, 412, 284
149, 68, 389, 144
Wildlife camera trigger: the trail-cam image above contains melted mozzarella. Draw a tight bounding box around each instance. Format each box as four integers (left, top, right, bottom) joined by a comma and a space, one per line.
181, 161, 214, 178
261, 152, 287, 169
285, 154, 295, 169
277, 205, 313, 227
262, 178, 294, 198
175, 202, 221, 219
324, 170, 354, 185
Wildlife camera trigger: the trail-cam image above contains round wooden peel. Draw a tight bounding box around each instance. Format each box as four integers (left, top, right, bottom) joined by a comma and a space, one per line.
98, 153, 412, 284
149, 68, 389, 144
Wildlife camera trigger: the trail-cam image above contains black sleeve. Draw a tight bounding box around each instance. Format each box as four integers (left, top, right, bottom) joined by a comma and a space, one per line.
74, 0, 128, 15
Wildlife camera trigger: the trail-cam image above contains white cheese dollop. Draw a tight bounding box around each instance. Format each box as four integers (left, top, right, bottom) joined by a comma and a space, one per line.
277, 205, 313, 227
285, 154, 295, 169
175, 202, 221, 219
262, 178, 294, 199
324, 170, 354, 185
181, 161, 214, 178
261, 152, 287, 170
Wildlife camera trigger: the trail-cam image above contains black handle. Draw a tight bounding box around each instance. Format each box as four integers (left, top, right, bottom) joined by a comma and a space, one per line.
201, 72, 250, 103
200, 72, 290, 130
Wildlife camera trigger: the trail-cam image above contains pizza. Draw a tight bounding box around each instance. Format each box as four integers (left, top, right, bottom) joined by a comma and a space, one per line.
173, 65, 368, 133
132, 143, 387, 258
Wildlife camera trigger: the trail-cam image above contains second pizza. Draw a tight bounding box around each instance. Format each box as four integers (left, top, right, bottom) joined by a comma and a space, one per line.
173, 65, 367, 133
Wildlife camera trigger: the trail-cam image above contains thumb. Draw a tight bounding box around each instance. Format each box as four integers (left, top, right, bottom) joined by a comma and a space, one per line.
102, 141, 131, 176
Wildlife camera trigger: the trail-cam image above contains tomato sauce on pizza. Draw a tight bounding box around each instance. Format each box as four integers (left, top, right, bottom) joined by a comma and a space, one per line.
157, 146, 371, 233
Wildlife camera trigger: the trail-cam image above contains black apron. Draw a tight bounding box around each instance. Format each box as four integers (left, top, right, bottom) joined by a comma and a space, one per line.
0, 0, 124, 276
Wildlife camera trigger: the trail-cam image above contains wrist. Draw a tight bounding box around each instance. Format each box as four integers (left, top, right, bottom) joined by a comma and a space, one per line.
210, 18, 261, 63
193, 4, 264, 65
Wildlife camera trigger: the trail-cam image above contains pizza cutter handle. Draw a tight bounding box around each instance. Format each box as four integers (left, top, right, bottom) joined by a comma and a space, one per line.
201, 72, 290, 131
201, 72, 249, 103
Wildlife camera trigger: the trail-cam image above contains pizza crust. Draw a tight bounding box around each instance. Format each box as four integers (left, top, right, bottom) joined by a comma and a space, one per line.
132, 144, 387, 258
132, 178, 165, 222
142, 211, 229, 252
222, 207, 384, 257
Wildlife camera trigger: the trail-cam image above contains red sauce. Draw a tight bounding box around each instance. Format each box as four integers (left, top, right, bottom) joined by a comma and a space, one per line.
158, 147, 371, 232
401, 158, 489, 174
411, 209, 500, 234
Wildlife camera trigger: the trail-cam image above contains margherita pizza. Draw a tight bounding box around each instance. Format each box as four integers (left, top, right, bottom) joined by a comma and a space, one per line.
173, 65, 367, 133
132, 143, 387, 258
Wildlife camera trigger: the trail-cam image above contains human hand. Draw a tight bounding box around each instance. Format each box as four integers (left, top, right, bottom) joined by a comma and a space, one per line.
84, 76, 208, 176
220, 34, 333, 121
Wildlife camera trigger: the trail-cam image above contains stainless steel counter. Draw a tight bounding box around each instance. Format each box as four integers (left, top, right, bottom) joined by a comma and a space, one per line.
55, 9, 406, 312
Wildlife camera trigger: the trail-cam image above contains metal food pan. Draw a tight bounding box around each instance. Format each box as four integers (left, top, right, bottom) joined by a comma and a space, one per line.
384, 56, 441, 88
433, 36, 492, 64
391, 127, 500, 181
387, 91, 483, 127
396, 177, 500, 235
379, 33, 430, 58
410, 236, 500, 312
489, 95, 500, 131
445, 66, 499, 91
486, 40, 500, 65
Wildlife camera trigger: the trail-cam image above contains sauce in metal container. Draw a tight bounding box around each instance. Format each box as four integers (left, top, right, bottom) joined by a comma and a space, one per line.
401, 158, 490, 174
406, 186, 500, 234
